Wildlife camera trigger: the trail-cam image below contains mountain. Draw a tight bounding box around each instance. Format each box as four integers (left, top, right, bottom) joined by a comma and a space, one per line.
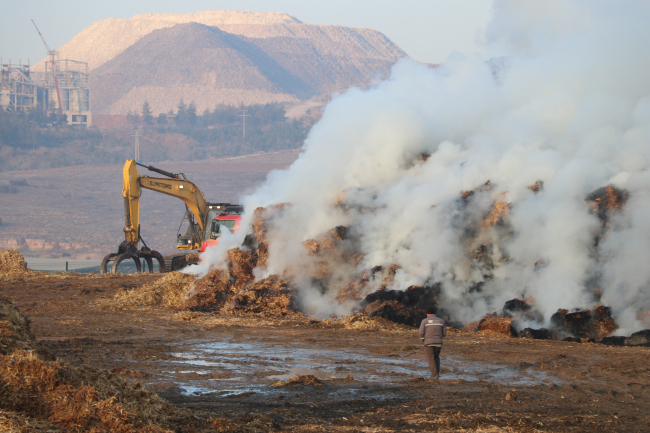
36, 11, 408, 115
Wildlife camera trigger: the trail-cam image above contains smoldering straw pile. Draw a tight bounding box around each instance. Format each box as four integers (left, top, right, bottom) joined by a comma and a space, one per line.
186, 0, 650, 337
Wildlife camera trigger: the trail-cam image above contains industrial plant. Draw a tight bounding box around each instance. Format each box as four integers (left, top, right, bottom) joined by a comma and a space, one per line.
0, 20, 91, 126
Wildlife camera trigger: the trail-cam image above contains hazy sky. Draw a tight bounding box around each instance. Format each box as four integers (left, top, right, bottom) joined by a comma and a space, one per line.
0, 0, 493, 66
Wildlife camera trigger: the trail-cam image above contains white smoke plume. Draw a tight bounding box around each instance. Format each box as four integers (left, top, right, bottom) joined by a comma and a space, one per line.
203, 0, 650, 332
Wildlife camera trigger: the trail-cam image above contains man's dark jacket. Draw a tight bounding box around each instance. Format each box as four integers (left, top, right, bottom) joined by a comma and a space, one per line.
418, 314, 447, 345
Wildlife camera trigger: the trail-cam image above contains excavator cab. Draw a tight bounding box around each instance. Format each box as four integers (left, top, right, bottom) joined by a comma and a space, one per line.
201, 204, 243, 252
208, 218, 237, 240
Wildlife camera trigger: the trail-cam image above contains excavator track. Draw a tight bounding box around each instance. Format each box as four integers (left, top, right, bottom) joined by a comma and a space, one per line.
163, 253, 199, 273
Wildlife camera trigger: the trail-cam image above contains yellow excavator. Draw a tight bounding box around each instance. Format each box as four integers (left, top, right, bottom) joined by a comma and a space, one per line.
100, 159, 242, 273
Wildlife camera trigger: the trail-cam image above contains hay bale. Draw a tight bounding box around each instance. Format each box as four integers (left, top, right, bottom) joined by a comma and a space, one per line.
335, 279, 370, 304
225, 275, 299, 318
271, 374, 322, 387
519, 328, 555, 340
461, 321, 480, 333
330, 226, 348, 241
0, 250, 29, 280
625, 329, 650, 347
251, 204, 288, 244
179, 269, 231, 312
303, 227, 348, 257
478, 317, 516, 337
112, 272, 194, 309
593, 305, 617, 338
256, 241, 269, 269
323, 313, 410, 332
551, 309, 594, 338
252, 207, 269, 244
311, 260, 330, 280
362, 300, 427, 328
0, 293, 39, 355
227, 248, 255, 288
501, 298, 544, 322
481, 200, 510, 228
527, 180, 544, 193
302, 239, 320, 255
378, 264, 400, 290
600, 336, 626, 346
360, 285, 441, 328
586, 185, 628, 222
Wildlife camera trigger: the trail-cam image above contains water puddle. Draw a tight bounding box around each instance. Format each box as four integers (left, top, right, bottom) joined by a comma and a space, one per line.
161, 337, 560, 397
268, 366, 351, 381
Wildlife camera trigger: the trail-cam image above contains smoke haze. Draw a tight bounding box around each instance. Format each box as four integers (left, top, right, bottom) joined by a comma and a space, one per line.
193, 0, 650, 333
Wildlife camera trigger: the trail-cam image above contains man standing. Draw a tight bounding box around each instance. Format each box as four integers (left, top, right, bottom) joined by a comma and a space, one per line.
419, 307, 447, 380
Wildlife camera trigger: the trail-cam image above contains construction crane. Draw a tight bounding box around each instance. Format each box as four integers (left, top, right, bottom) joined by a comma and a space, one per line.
31, 19, 62, 115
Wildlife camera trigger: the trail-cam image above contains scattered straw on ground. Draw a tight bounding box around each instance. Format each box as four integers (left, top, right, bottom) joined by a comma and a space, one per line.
211, 414, 280, 432
0, 408, 63, 432
110, 272, 194, 310
321, 313, 413, 333
0, 350, 175, 432
0, 293, 185, 432
271, 374, 322, 387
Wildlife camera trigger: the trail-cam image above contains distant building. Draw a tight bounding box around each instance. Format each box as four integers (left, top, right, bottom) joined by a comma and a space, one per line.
0, 56, 92, 127
0, 61, 38, 112
42, 55, 91, 126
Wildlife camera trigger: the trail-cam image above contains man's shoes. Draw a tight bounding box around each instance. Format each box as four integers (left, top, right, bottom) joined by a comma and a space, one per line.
430, 375, 439, 381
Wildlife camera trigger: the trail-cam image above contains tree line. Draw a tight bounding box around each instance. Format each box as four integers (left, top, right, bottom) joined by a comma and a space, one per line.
0, 101, 316, 172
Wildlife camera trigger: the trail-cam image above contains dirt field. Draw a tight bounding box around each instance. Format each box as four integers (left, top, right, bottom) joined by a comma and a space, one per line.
1, 272, 649, 432
0, 150, 300, 259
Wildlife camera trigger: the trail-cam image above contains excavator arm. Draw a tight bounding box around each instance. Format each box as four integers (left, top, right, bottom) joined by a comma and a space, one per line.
122, 160, 208, 249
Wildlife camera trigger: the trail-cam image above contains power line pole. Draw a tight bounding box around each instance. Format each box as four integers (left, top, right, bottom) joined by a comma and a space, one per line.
133, 130, 140, 160
238, 109, 251, 139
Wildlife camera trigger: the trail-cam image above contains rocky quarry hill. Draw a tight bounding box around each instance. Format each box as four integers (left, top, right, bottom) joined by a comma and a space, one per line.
35, 10, 407, 115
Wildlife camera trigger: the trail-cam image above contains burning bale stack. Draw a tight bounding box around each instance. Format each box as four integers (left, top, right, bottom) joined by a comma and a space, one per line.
162, 184, 649, 337
462, 297, 642, 345
0, 293, 184, 432
176, 242, 301, 318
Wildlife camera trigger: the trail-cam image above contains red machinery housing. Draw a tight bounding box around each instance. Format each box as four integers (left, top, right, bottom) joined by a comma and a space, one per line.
201, 207, 243, 252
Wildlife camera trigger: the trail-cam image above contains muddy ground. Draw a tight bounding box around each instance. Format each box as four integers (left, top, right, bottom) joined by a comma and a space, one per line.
1, 273, 649, 432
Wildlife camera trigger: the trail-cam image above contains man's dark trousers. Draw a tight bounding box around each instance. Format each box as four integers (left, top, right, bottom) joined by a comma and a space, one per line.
424, 346, 441, 377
